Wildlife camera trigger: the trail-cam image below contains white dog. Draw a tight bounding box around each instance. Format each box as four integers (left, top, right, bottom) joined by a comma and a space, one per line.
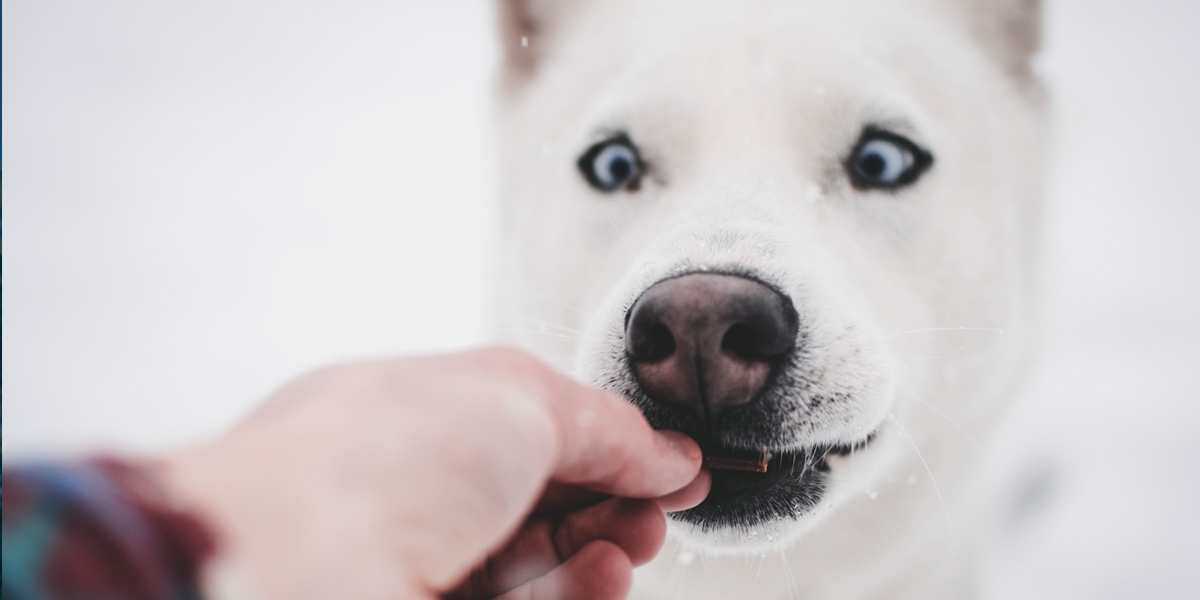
491, 0, 1046, 597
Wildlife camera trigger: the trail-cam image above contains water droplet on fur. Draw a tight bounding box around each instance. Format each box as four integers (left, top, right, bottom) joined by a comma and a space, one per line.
804, 183, 823, 204
677, 551, 696, 565
868, 491, 879, 499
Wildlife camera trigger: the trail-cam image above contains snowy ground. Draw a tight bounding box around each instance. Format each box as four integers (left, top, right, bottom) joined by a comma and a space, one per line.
4, 0, 1198, 597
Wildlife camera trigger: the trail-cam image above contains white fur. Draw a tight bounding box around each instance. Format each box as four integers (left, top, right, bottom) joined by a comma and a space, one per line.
493, 0, 1046, 597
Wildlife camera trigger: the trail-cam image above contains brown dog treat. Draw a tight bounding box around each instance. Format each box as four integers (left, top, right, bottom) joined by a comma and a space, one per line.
703, 449, 769, 473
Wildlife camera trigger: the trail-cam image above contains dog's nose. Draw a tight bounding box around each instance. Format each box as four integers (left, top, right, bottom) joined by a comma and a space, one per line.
625, 273, 798, 420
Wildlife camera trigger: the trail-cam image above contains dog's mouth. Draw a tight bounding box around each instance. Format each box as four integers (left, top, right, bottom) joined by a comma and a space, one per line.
671, 437, 872, 530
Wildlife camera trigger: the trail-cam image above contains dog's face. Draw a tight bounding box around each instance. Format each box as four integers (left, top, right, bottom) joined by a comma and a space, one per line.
494, 0, 1044, 550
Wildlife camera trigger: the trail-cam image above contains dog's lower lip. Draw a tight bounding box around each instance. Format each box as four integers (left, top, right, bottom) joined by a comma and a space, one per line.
698, 444, 815, 474
673, 436, 876, 528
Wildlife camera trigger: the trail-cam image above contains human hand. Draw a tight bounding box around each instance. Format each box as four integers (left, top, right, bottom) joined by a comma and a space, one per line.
159, 348, 709, 600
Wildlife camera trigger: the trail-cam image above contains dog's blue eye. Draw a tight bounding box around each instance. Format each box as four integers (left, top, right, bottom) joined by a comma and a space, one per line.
847, 130, 933, 190
857, 140, 911, 183
578, 135, 643, 192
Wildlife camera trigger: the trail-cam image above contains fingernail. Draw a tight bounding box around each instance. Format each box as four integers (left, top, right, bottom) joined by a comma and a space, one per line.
658, 430, 702, 461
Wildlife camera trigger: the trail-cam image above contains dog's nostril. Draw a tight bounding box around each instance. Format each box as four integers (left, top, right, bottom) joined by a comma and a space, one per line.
628, 322, 676, 361
720, 324, 750, 358
721, 321, 794, 360
721, 323, 762, 360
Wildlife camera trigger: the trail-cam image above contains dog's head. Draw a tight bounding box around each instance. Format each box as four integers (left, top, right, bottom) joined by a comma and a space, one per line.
493, 0, 1045, 549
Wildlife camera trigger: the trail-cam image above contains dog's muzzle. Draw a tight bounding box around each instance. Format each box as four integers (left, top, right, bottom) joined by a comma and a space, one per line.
623, 272, 874, 530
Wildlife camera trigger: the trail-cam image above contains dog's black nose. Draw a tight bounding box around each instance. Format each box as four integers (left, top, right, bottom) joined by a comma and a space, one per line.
625, 273, 798, 421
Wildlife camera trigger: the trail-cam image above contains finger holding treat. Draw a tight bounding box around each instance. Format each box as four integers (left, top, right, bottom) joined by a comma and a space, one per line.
157, 347, 707, 600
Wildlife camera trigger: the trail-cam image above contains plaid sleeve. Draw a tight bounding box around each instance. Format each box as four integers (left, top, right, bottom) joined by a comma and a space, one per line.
2, 458, 216, 600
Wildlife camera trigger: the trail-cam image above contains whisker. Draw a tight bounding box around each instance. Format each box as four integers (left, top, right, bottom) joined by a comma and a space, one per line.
888, 412, 957, 543
745, 552, 767, 595
524, 305, 587, 322
900, 389, 980, 449
517, 350, 579, 359
606, 208, 640, 261
493, 329, 581, 343
664, 539, 685, 600
518, 285, 590, 317
781, 552, 799, 600
819, 448, 876, 499
883, 326, 1004, 339
701, 552, 717, 584
905, 382, 950, 400
826, 476, 877, 496
496, 317, 584, 336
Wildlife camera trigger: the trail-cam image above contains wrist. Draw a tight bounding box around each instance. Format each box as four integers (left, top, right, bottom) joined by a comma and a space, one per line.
2, 456, 218, 600
154, 445, 257, 600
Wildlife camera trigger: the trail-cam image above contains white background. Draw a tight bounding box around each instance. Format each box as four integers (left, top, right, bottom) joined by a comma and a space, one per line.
4, 1, 1198, 597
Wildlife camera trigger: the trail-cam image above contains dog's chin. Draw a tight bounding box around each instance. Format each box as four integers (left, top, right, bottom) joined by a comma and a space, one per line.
668, 438, 871, 547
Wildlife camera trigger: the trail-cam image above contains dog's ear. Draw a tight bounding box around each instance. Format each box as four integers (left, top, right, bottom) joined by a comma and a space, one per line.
948, 0, 1042, 79
495, 0, 589, 86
